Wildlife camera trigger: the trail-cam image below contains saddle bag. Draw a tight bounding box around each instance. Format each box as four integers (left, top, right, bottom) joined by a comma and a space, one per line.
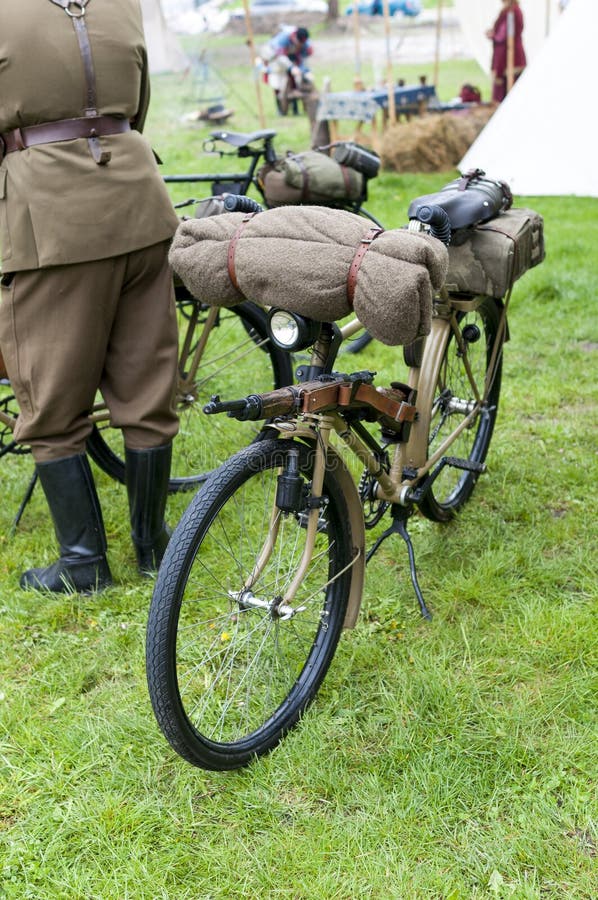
409, 170, 544, 298
258, 148, 365, 208
445, 207, 545, 298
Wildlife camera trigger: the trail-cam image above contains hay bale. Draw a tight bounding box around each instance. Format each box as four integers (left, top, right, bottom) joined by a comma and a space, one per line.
382, 107, 494, 173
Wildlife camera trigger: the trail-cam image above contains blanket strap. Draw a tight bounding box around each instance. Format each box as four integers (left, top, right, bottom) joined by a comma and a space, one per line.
227, 213, 256, 291
293, 155, 310, 202
347, 227, 383, 307
339, 165, 352, 197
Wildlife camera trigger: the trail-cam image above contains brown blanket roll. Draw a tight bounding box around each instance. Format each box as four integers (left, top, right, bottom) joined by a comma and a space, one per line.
169, 206, 448, 345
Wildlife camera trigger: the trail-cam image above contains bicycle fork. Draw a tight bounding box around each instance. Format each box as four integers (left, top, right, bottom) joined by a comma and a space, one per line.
231, 419, 341, 619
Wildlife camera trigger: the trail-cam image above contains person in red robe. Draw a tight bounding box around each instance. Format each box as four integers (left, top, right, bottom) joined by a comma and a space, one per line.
486, 0, 527, 103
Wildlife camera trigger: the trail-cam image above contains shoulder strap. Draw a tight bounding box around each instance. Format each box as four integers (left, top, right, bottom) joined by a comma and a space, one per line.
47, 0, 110, 165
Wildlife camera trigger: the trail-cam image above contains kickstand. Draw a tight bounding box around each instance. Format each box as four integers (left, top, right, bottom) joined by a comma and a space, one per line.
11, 469, 38, 535
366, 505, 432, 620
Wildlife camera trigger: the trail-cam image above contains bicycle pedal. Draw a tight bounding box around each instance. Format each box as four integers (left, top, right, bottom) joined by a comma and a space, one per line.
444, 456, 486, 474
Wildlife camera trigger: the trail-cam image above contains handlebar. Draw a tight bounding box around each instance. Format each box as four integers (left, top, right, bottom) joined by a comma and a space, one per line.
410, 204, 452, 245
223, 194, 263, 214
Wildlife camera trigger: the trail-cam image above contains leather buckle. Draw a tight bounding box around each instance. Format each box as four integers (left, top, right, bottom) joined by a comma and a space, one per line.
65, 2, 87, 19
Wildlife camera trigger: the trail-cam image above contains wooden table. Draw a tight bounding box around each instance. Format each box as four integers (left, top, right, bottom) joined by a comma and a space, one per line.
316, 84, 437, 151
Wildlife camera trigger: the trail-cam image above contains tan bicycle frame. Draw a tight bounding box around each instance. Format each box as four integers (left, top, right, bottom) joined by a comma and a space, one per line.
252, 291, 502, 626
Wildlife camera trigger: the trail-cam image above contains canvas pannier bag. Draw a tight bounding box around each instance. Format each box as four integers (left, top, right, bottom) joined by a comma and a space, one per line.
445, 207, 545, 298
258, 149, 365, 207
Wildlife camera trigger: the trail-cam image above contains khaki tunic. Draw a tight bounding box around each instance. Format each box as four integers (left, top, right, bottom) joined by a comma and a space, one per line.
0, 0, 179, 272
0, 0, 180, 459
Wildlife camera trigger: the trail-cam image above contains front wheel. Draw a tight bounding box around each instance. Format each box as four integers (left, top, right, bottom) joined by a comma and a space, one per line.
418, 296, 503, 522
146, 438, 353, 770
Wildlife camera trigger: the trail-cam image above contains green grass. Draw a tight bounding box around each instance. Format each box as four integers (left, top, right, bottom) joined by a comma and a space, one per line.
0, 42, 597, 899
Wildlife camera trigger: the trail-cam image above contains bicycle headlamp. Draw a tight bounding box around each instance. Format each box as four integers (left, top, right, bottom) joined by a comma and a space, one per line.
267, 309, 320, 352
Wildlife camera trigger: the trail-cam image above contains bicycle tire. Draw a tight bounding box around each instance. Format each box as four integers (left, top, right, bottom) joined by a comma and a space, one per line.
418, 296, 503, 522
87, 301, 293, 492
146, 438, 352, 770
0, 380, 30, 457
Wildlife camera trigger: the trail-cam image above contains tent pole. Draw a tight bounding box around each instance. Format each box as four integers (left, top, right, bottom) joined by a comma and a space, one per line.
241, 0, 266, 128
433, 0, 443, 88
353, 6, 364, 90
382, 0, 396, 125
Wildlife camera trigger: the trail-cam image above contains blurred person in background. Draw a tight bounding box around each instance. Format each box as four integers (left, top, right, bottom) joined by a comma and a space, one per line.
486, 0, 526, 103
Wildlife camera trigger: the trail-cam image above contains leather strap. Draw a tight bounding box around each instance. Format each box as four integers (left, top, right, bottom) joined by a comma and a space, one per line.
227, 214, 256, 291
339, 164, 352, 197
1, 116, 130, 154
72, 15, 98, 116
47, 0, 112, 164
292, 154, 310, 202
457, 168, 485, 191
346, 227, 383, 307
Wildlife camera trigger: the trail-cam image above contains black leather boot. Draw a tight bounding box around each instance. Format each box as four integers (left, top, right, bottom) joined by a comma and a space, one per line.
125, 444, 171, 575
20, 454, 112, 593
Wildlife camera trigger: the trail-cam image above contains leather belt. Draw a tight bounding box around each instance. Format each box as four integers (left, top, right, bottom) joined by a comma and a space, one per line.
0, 115, 130, 157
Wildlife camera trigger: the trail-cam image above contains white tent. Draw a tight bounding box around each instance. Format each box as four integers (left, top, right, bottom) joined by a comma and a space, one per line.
453, 0, 563, 74
141, 0, 188, 73
459, 0, 598, 198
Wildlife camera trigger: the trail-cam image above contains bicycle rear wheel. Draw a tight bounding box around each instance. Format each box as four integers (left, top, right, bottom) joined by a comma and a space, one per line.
87, 301, 293, 492
418, 296, 503, 523
146, 438, 353, 770
0, 379, 29, 458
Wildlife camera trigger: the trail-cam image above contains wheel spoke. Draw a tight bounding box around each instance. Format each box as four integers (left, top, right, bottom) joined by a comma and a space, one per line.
419, 299, 502, 521
146, 439, 352, 768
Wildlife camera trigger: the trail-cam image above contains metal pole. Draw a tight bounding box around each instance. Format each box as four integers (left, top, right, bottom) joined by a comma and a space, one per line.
353, 6, 364, 89
382, 0, 396, 125
241, 0, 266, 128
433, 0, 443, 88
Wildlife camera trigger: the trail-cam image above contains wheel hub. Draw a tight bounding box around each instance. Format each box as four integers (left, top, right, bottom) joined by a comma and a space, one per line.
230, 588, 306, 620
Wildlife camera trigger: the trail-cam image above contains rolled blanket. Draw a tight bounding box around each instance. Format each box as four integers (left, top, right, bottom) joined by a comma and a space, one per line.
169, 206, 449, 346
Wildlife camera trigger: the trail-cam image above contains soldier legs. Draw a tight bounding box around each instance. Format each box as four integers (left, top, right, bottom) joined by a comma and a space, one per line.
20, 454, 113, 593
0, 241, 179, 589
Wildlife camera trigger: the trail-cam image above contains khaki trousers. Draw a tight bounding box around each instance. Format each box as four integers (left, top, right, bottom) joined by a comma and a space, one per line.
0, 240, 179, 462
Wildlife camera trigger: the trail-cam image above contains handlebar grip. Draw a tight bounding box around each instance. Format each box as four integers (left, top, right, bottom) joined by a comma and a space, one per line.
222, 194, 263, 214
412, 204, 451, 245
